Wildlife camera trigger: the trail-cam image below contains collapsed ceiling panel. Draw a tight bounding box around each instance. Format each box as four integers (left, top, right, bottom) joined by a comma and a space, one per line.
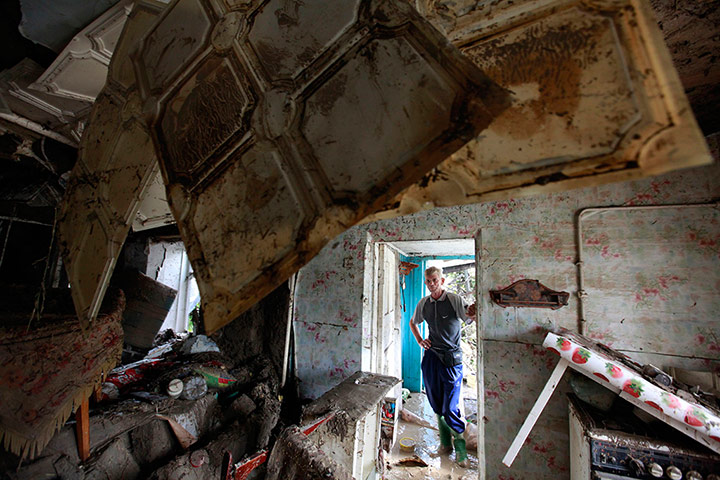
59, 0, 711, 335
58, 0, 167, 328
132, 169, 175, 232
28, 0, 133, 103
0, 59, 89, 146
132, 0, 510, 333
18, 0, 121, 52
366, 0, 713, 219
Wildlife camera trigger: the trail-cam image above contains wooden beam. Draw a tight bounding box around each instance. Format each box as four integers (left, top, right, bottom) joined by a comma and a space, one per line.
93, 384, 103, 403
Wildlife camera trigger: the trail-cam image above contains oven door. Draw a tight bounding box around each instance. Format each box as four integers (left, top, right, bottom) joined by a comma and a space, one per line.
593, 472, 641, 480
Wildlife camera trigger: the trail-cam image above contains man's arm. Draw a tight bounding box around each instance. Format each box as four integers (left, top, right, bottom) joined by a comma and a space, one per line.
449, 292, 476, 323
409, 315, 431, 349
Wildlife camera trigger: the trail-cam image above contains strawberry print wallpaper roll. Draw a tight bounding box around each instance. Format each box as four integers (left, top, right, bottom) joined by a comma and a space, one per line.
544, 330, 720, 452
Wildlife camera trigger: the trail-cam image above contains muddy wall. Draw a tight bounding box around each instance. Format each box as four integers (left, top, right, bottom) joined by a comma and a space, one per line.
293, 137, 720, 479
213, 281, 291, 382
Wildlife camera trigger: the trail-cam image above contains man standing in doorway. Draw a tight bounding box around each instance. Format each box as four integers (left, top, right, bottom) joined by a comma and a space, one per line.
409, 266, 476, 467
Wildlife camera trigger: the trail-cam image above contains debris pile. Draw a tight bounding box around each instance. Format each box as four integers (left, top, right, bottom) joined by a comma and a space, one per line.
0, 332, 284, 480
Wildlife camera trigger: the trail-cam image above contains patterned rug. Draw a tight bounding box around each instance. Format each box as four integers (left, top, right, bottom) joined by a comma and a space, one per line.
0, 286, 125, 459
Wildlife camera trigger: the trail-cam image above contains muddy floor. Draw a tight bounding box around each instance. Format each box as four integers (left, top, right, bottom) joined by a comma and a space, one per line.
384, 385, 478, 480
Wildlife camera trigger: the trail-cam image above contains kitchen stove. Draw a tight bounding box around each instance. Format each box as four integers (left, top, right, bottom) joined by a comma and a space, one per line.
569, 393, 720, 479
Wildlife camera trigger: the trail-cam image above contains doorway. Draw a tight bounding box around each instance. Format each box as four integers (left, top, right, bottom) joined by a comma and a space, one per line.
372, 239, 476, 393
425, 257, 477, 400
370, 238, 481, 477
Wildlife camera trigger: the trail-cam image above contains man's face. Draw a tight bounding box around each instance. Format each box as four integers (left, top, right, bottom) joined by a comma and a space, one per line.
425, 273, 444, 295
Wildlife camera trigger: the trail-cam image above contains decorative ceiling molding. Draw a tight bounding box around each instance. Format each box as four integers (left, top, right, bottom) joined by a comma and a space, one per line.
18, 0, 122, 52
29, 0, 133, 103
0, 59, 90, 146
367, 0, 713, 221
132, 168, 175, 232
57, 0, 171, 329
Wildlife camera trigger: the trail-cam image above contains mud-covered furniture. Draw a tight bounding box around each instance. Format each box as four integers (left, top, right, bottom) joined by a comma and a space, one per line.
503, 328, 720, 467
301, 371, 401, 479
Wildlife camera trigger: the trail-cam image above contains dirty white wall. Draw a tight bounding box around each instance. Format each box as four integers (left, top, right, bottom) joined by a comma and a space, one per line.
294, 143, 720, 477
294, 230, 368, 397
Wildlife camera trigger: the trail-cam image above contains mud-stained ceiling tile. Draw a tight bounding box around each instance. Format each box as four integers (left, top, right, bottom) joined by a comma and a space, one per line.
132, 0, 510, 333
366, 0, 713, 220
58, 0, 168, 328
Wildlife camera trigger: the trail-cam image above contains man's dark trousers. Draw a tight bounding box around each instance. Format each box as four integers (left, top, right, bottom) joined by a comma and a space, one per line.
421, 350, 464, 433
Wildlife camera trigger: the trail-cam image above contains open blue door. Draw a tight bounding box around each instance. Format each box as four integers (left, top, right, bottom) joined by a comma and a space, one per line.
400, 256, 425, 392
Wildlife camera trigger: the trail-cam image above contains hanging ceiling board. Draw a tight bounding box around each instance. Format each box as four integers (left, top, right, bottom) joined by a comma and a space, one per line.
366, 0, 713, 220
29, 0, 133, 103
0, 59, 90, 146
58, 0, 168, 328
131, 0, 510, 333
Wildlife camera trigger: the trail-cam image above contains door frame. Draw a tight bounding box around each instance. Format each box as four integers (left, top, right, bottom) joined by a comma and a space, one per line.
400, 254, 475, 392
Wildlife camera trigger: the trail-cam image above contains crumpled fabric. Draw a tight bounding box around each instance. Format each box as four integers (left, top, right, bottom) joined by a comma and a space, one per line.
0, 288, 125, 459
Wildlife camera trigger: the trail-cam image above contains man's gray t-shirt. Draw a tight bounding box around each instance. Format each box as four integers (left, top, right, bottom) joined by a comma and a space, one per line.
412, 291, 470, 353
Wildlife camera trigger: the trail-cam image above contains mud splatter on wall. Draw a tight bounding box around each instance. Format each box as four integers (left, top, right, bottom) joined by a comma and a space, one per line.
294, 157, 720, 479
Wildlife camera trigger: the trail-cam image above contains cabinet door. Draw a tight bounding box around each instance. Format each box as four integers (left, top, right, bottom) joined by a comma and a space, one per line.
131, 0, 509, 333
365, 0, 712, 220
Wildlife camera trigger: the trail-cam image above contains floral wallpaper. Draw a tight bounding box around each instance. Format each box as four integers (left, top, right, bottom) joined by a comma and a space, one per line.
293, 158, 720, 479
582, 206, 720, 357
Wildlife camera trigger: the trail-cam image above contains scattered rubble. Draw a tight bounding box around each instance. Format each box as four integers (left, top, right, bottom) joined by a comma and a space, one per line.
0, 331, 284, 480
146, 421, 253, 480
231, 394, 257, 418
83, 435, 141, 480
396, 454, 429, 467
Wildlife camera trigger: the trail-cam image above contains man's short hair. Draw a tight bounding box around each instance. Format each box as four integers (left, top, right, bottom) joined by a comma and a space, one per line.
425, 266, 443, 277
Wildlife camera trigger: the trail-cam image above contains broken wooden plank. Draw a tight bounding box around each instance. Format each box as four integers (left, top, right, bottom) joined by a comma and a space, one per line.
75, 397, 90, 462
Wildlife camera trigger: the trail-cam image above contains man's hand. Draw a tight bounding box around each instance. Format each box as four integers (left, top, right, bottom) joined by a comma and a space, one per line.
466, 303, 477, 319
410, 316, 430, 349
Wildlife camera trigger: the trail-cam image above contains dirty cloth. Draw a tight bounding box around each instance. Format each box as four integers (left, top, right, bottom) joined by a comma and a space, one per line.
421, 351, 465, 433
180, 335, 219, 355
0, 288, 125, 459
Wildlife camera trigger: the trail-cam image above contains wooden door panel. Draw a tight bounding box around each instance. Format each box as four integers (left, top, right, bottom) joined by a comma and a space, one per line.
133, 0, 510, 333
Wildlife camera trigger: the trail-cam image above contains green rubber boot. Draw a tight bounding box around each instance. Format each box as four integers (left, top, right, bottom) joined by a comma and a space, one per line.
433, 415, 453, 456
452, 429, 469, 467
